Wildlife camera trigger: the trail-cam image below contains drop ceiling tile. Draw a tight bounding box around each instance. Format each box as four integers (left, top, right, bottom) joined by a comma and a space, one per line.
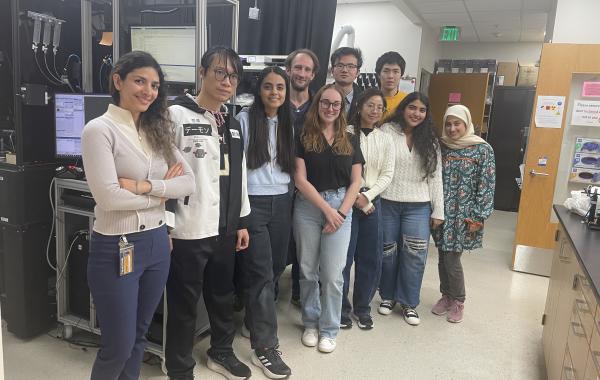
408, 0, 466, 14
523, 0, 552, 11
469, 11, 521, 24
522, 12, 548, 29
464, 0, 522, 12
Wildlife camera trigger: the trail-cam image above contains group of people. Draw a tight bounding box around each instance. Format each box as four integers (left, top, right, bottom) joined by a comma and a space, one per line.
80, 44, 496, 380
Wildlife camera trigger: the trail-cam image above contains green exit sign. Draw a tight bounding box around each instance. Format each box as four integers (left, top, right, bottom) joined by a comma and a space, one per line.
440, 26, 460, 41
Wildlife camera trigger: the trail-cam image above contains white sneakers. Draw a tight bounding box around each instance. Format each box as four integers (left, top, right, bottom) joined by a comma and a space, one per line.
301, 328, 318, 347
301, 328, 337, 353
317, 337, 336, 353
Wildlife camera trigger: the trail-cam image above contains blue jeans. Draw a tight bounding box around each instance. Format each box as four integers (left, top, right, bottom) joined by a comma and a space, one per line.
293, 188, 352, 339
88, 225, 170, 380
342, 198, 382, 317
379, 200, 431, 308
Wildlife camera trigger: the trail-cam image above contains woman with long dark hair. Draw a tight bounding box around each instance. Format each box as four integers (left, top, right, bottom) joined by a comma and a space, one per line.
377, 92, 444, 326
340, 88, 395, 331
294, 84, 364, 353
235, 66, 294, 378
81, 50, 195, 380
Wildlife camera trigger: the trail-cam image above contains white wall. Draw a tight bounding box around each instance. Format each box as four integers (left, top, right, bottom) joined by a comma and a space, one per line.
332, 2, 422, 77
439, 42, 543, 64
418, 25, 441, 77
552, 0, 600, 43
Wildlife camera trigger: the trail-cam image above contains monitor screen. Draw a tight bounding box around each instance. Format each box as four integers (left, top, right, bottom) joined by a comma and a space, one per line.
131, 26, 196, 83
55, 93, 112, 158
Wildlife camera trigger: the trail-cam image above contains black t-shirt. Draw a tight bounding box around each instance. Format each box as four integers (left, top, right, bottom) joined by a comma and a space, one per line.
296, 132, 365, 192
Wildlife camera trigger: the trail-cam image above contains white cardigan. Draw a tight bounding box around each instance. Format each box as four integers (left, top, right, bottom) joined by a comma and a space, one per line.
380, 122, 445, 220
347, 126, 395, 202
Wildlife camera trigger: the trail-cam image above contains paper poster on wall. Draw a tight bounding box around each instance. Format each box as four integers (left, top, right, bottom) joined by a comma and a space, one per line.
571, 100, 600, 127
570, 137, 600, 184
448, 92, 461, 103
535, 96, 565, 129
399, 77, 416, 94
582, 82, 600, 97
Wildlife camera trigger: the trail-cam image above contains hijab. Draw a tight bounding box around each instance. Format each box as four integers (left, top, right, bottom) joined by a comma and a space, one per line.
441, 105, 488, 150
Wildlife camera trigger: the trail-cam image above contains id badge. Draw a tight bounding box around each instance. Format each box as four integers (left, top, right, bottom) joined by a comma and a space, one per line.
119, 235, 134, 276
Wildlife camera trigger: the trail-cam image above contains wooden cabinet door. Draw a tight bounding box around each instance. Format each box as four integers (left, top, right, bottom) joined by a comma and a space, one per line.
513, 44, 600, 269
544, 226, 568, 372
550, 239, 578, 380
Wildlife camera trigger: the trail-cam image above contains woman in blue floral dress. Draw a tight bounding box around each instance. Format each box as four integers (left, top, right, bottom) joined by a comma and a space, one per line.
431, 105, 496, 323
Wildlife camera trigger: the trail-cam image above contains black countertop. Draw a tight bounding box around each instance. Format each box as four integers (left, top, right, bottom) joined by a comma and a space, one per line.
554, 205, 600, 300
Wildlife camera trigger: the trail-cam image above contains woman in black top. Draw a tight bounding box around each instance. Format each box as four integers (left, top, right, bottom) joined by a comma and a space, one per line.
293, 83, 364, 354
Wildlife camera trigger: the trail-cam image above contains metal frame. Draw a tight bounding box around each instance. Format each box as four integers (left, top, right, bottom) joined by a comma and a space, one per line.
54, 179, 167, 359
111, 0, 238, 93
81, 0, 93, 92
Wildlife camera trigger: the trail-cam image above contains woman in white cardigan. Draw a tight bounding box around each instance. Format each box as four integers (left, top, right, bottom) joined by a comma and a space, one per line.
341, 88, 395, 331
377, 92, 444, 326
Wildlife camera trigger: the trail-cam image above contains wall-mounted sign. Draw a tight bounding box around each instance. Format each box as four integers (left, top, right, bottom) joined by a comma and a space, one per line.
448, 92, 461, 103
440, 26, 460, 41
535, 96, 565, 129
582, 81, 600, 97
571, 100, 600, 127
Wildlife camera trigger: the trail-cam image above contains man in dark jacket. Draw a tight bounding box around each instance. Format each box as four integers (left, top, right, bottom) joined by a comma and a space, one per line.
330, 47, 363, 119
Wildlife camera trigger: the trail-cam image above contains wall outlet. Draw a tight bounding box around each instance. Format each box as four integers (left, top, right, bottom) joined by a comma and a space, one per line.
249, 7, 260, 20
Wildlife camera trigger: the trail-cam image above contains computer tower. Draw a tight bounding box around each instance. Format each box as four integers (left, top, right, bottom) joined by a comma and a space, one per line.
2, 222, 55, 338
0, 163, 55, 226
67, 232, 90, 320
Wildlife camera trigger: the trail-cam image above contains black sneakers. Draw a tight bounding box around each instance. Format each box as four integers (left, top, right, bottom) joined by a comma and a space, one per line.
251, 348, 292, 379
207, 351, 251, 380
352, 313, 374, 330
340, 314, 353, 329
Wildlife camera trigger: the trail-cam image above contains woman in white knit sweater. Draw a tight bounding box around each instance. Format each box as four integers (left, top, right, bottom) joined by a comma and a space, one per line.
340, 88, 395, 331
377, 92, 444, 326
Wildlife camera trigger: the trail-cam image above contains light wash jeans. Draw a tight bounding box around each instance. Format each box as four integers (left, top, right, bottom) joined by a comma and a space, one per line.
293, 188, 352, 339
379, 200, 431, 308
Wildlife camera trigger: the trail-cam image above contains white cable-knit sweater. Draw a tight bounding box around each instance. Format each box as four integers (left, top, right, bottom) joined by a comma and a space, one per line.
380, 122, 445, 220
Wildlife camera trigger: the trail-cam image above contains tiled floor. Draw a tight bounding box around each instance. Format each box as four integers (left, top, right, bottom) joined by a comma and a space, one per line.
2, 211, 548, 379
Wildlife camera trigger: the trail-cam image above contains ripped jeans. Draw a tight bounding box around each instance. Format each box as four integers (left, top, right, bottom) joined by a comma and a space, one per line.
379, 200, 431, 308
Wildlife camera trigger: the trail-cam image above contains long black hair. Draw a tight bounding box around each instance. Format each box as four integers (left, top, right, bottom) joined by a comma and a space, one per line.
348, 87, 387, 136
387, 92, 439, 178
109, 50, 175, 164
246, 66, 295, 175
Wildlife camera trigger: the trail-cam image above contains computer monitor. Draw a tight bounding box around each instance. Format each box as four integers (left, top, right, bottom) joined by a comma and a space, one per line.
54, 93, 112, 158
130, 26, 196, 83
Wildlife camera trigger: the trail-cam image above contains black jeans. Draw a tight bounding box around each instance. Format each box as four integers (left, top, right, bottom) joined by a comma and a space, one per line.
243, 193, 292, 349
165, 234, 237, 379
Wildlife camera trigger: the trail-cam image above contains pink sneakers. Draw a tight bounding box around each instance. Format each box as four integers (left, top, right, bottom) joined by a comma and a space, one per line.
446, 299, 464, 323
431, 295, 452, 315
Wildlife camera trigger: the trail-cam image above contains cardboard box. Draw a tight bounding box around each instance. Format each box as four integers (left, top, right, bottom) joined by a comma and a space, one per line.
518, 65, 539, 87
497, 62, 519, 86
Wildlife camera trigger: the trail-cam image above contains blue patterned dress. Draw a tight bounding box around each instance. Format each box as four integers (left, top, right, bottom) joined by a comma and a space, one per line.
432, 143, 496, 253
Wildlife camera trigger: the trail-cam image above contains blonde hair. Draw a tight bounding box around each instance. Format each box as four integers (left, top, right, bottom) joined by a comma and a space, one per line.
301, 84, 354, 155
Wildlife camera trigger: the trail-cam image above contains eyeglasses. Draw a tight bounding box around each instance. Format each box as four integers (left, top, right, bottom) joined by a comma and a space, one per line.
333, 63, 358, 71
319, 100, 342, 111
365, 103, 386, 113
212, 68, 239, 85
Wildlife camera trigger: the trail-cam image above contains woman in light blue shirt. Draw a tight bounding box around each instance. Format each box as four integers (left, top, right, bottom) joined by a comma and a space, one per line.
235, 66, 294, 378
